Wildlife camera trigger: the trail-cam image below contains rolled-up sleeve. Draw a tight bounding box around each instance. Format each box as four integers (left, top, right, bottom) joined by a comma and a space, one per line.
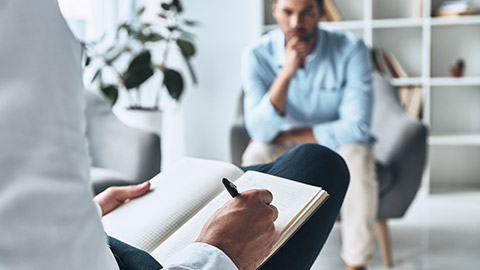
242, 48, 290, 143
164, 243, 238, 270
312, 40, 374, 150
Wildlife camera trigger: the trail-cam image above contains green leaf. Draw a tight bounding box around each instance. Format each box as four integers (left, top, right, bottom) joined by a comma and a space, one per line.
117, 23, 131, 34
173, 0, 183, 13
118, 24, 137, 37
163, 69, 184, 100
104, 45, 127, 63
91, 69, 102, 83
183, 20, 199, 26
137, 6, 146, 16
184, 58, 198, 85
178, 28, 197, 39
123, 51, 154, 89
100, 84, 119, 106
161, 3, 171, 10
85, 56, 91, 66
144, 33, 164, 42
176, 39, 195, 58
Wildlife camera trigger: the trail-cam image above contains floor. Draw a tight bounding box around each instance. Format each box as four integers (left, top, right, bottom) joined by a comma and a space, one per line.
311, 190, 480, 270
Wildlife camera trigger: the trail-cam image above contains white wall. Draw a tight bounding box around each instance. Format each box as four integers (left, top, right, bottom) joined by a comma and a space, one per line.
178, 0, 262, 163
79, 0, 263, 168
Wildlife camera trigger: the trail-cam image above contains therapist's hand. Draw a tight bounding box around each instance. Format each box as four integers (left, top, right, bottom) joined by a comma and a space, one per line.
196, 189, 279, 270
94, 181, 151, 216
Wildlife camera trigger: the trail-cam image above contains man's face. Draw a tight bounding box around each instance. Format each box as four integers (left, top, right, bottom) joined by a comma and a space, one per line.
273, 0, 321, 43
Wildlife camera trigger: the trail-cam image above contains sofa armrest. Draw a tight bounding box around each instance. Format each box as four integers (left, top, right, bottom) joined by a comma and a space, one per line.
230, 123, 250, 166
376, 117, 427, 219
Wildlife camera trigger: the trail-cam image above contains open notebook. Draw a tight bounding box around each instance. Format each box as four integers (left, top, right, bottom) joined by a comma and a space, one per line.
102, 157, 329, 266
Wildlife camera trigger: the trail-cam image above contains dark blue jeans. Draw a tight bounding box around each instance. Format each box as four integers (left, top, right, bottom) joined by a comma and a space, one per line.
109, 144, 349, 270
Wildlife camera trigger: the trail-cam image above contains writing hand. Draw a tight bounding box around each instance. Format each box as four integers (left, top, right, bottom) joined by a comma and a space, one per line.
196, 189, 279, 270
94, 181, 151, 216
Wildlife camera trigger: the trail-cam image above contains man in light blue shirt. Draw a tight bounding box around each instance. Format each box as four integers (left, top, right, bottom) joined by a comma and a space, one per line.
0, 1, 348, 270
241, 0, 379, 269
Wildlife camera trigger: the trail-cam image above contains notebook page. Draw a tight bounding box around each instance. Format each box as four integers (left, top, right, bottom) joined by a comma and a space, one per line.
268, 189, 329, 257
151, 170, 322, 264
102, 157, 244, 252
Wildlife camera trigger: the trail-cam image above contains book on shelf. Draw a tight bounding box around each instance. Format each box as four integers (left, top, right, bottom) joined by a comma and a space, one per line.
407, 86, 423, 118
384, 52, 408, 79
412, 0, 423, 18
436, 0, 476, 17
398, 87, 413, 109
102, 157, 329, 266
372, 48, 389, 77
397, 86, 422, 119
322, 0, 343, 22
371, 48, 422, 118
371, 48, 407, 79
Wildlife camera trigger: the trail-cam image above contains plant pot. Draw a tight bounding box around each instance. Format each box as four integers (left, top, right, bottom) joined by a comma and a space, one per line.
114, 108, 163, 135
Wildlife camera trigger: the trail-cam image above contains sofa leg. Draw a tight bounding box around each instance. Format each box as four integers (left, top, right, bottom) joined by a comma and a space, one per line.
375, 220, 393, 267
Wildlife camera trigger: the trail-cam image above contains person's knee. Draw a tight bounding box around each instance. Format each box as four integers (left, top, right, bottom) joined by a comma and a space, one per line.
242, 141, 287, 166
242, 142, 269, 166
288, 144, 350, 187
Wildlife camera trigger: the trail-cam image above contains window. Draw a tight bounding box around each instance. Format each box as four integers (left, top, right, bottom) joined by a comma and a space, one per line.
58, 0, 137, 42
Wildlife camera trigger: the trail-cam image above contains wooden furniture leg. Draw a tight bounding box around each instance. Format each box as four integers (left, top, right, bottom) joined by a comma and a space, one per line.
375, 220, 393, 267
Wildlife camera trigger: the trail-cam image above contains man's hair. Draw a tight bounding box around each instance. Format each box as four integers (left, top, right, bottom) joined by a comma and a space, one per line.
274, 0, 324, 9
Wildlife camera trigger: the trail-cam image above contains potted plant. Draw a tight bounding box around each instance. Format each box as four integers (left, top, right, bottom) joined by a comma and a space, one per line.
84, 0, 197, 113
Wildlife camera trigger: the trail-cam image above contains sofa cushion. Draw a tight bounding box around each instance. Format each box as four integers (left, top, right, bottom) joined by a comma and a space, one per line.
376, 162, 394, 198
90, 167, 135, 195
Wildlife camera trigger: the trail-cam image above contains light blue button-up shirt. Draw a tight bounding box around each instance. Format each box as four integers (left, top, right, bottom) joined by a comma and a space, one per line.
242, 27, 375, 150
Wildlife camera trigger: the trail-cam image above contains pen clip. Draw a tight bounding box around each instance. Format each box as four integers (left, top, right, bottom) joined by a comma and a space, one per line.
222, 177, 239, 198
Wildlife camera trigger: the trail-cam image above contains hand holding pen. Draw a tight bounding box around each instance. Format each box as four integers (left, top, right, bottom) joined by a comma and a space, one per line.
196, 178, 279, 269
222, 178, 239, 197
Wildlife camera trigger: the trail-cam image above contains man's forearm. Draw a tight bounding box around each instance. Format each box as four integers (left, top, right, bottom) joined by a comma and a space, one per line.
269, 68, 294, 115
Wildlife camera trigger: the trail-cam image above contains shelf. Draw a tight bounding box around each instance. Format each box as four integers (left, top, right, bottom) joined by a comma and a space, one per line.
429, 133, 480, 146
430, 77, 480, 86
389, 77, 424, 86
259, 0, 480, 195
321, 20, 364, 30
372, 18, 423, 29
431, 15, 480, 26
264, 21, 365, 34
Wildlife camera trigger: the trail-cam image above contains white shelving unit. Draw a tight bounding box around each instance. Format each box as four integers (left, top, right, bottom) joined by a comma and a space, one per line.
262, 0, 480, 194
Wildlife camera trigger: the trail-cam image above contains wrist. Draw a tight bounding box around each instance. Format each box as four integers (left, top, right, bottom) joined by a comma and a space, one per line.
279, 65, 297, 80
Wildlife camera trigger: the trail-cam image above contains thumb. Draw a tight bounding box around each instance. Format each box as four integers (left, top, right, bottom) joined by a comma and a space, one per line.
122, 181, 151, 201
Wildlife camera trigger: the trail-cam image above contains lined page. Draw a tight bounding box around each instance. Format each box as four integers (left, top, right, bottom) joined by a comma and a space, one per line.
101, 158, 244, 252
151, 170, 324, 264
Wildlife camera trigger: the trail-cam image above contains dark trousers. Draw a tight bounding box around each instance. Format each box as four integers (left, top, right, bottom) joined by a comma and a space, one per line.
109, 144, 349, 270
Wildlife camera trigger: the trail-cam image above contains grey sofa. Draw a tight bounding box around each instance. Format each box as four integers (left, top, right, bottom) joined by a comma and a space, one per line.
85, 91, 161, 195
230, 73, 428, 266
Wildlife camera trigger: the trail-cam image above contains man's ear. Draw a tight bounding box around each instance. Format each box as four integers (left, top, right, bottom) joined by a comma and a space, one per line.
272, 2, 278, 20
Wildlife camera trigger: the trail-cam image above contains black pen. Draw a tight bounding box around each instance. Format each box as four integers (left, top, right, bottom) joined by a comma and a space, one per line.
222, 178, 239, 198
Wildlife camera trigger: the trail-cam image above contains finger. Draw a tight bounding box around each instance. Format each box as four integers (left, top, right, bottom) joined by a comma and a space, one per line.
287, 35, 300, 46
269, 204, 279, 221
129, 181, 151, 198
291, 41, 308, 50
257, 189, 274, 204
117, 181, 151, 201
